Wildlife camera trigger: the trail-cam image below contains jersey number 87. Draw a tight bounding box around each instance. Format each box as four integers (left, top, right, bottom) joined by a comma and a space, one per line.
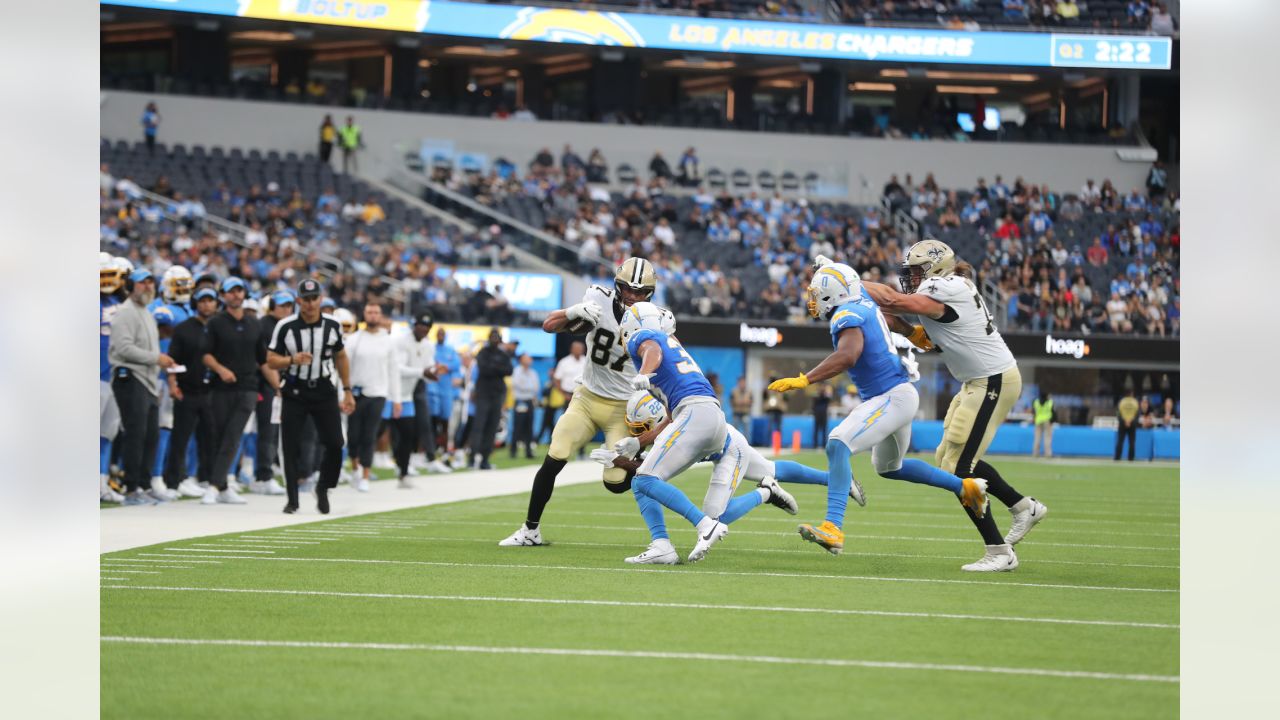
591, 330, 629, 371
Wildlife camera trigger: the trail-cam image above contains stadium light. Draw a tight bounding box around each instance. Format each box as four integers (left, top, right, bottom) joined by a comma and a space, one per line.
936, 85, 1000, 95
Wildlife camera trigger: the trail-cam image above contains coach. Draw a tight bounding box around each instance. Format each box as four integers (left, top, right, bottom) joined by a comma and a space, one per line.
266, 279, 355, 514
200, 276, 263, 505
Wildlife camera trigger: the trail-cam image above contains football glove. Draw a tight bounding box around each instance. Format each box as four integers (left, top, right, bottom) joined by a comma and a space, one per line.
613, 436, 641, 458
630, 374, 652, 391
907, 325, 934, 352
589, 446, 620, 468
565, 301, 602, 326
768, 374, 810, 393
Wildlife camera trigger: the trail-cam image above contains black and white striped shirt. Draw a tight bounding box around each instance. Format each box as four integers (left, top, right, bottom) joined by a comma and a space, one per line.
268, 314, 344, 384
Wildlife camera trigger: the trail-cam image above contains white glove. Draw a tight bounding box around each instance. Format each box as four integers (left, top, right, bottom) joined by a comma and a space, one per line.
589, 446, 620, 468
813, 254, 834, 270
565, 301, 602, 326
630, 374, 652, 391
613, 436, 641, 458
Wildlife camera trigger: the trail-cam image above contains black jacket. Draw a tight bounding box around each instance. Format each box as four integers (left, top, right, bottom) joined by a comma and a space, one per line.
474, 344, 513, 398
168, 317, 212, 394
205, 311, 264, 393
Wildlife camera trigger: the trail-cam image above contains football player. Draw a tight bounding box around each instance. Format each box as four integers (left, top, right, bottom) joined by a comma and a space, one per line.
146, 266, 196, 499
99, 253, 127, 502
768, 261, 989, 561
590, 389, 803, 564
499, 258, 656, 547
858, 240, 1048, 572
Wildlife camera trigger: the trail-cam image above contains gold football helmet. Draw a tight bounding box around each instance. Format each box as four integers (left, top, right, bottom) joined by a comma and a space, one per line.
900, 239, 956, 294
614, 257, 657, 305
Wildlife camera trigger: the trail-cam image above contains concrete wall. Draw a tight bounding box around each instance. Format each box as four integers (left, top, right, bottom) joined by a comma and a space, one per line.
101, 90, 1151, 201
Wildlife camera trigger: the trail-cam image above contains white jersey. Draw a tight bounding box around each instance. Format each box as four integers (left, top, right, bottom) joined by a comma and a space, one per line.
577, 284, 638, 401
916, 275, 1017, 382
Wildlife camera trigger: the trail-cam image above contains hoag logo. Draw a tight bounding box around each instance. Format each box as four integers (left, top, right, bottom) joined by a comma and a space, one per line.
740, 323, 783, 348
1044, 334, 1090, 359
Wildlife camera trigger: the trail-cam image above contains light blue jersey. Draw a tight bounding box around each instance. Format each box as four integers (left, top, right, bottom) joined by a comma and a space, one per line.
626, 329, 716, 412
149, 299, 193, 327
100, 295, 121, 381
828, 296, 909, 401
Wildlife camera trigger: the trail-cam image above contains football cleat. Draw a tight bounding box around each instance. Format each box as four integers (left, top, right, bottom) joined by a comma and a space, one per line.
100, 489, 125, 504
760, 477, 798, 515
149, 478, 179, 502
687, 520, 728, 563
848, 475, 867, 508
625, 539, 679, 565
798, 521, 844, 555
959, 477, 990, 517
354, 476, 370, 492
498, 525, 545, 547
177, 478, 206, 498
217, 487, 247, 505
1004, 497, 1048, 545
427, 459, 453, 474
961, 544, 1019, 572
123, 490, 159, 506
397, 476, 415, 490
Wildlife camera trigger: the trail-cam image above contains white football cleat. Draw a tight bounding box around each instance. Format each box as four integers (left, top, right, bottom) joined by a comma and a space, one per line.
848, 475, 867, 508
251, 480, 286, 496
760, 477, 798, 515
354, 476, 371, 492
200, 487, 219, 505
625, 539, 679, 565
1005, 497, 1048, 545
217, 487, 247, 505
100, 488, 125, 503
373, 452, 395, 470
961, 544, 1019, 572
177, 478, 205, 498
149, 478, 179, 501
498, 525, 545, 547
687, 520, 728, 563
427, 459, 453, 474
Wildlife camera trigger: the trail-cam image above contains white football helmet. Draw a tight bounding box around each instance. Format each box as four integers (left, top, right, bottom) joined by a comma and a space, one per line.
658, 306, 676, 335
806, 262, 862, 320
161, 265, 194, 303
618, 301, 666, 345
625, 390, 668, 436
333, 307, 357, 335
99, 253, 124, 294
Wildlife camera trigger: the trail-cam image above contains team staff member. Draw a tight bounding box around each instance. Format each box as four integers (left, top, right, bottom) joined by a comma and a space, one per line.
390, 314, 437, 488
266, 279, 355, 513
408, 315, 450, 474
470, 329, 514, 469
248, 291, 294, 496
108, 268, 176, 505
164, 287, 218, 498
427, 326, 460, 464
345, 302, 401, 491
200, 276, 264, 505
509, 354, 540, 459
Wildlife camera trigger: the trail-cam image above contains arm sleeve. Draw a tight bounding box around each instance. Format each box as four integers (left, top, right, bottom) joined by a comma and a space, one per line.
626, 329, 666, 366
168, 327, 187, 364
204, 316, 221, 355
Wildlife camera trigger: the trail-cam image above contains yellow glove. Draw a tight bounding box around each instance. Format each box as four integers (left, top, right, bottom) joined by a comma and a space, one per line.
907, 325, 934, 352
768, 374, 810, 393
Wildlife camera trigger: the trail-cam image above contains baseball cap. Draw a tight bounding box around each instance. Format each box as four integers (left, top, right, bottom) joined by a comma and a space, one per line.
220, 276, 247, 293
129, 268, 154, 283
272, 290, 296, 306
320, 297, 336, 311
414, 312, 435, 327
297, 278, 323, 298
193, 288, 218, 303
243, 298, 260, 314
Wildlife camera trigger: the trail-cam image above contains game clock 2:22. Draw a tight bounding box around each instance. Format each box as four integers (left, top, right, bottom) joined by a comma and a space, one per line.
1051, 34, 1171, 70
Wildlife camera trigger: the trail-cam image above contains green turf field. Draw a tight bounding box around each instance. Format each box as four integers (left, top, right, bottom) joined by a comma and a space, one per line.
101, 452, 1178, 719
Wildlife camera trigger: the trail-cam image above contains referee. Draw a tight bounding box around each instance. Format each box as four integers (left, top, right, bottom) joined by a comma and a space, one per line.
265, 279, 355, 514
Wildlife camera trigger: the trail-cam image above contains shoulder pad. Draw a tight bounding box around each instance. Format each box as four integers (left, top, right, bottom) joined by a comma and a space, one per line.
587, 284, 613, 299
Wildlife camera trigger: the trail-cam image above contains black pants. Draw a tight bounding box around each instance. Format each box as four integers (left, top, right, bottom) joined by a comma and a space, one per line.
413, 381, 438, 461
470, 395, 504, 464
280, 386, 345, 507
1115, 422, 1138, 461
348, 395, 385, 468
112, 376, 159, 493
812, 413, 829, 449
255, 393, 279, 482
537, 406, 560, 444
209, 390, 257, 490
510, 402, 535, 457
319, 141, 333, 164
165, 391, 213, 488
300, 415, 320, 478
145, 134, 155, 154
390, 415, 417, 477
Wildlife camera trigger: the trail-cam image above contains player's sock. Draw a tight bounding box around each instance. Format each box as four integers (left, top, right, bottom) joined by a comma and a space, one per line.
152, 428, 171, 481
824, 440, 853, 528
972, 460, 1024, 507
960, 497, 1005, 545
718, 488, 768, 524
774, 460, 828, 485
634, 490, 669, 541
524, 456, 567, 530
880, 459, 963, 494
100, 437, 112, 475
633, 474, 705, 526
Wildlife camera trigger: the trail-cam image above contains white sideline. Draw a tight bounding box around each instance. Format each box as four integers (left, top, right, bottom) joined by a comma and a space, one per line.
100, 461, 603, 553
102, 585, 1179, 629
142, 553, 1178, 593
100, 636, 1179, 684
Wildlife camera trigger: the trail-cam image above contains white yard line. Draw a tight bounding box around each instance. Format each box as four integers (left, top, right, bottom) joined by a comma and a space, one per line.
99, 569, 162, 574
98, 558, 223, 564
99, 636, 1178, 684
164, 548, 275, 554
102, 585, 1178, 630
198, 543, 305, 549
100, 461, 603, 553
140, 553, 1178, 594
102, 564, 195, 569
